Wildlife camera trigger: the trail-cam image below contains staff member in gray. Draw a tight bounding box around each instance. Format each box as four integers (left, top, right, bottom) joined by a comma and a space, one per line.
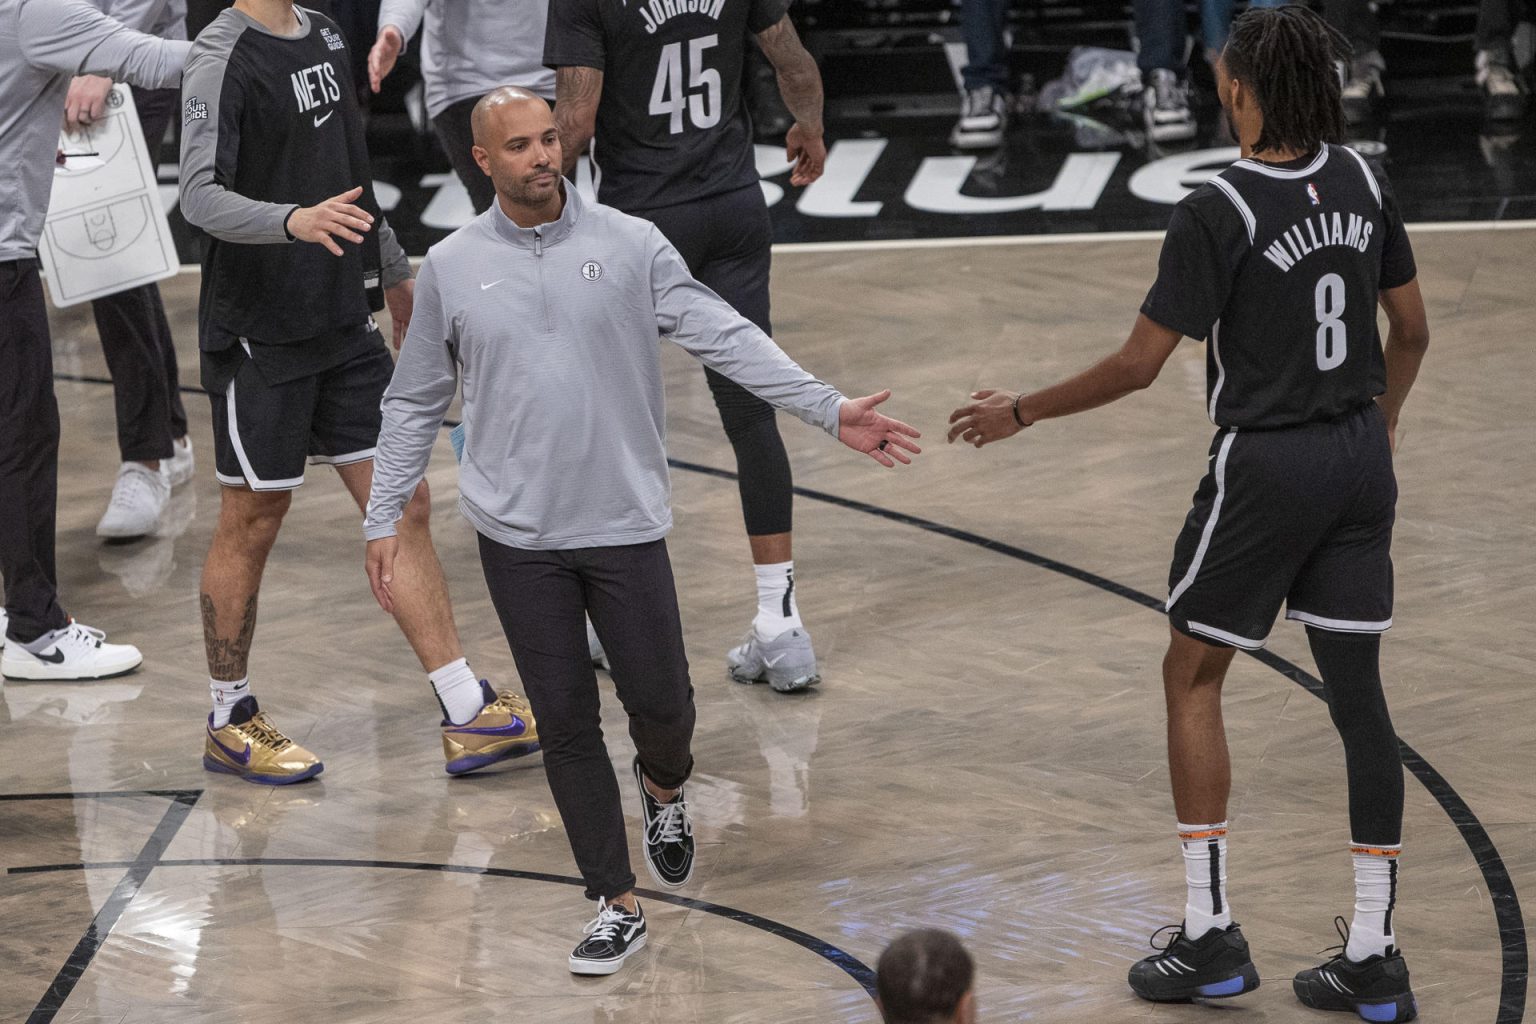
0, 0, 189, 681
366, 0, 552, 215
364, 86, 921, 976
66, 0, 197, 540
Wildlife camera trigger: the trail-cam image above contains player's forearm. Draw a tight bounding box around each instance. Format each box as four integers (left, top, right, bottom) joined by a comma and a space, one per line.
773, 53, 822, 131
1376, 323, 1429, 428
554, 66, 600, 177
180, 175, 296, 244
759, 19, 823, 131
1016, 351, 1154, 424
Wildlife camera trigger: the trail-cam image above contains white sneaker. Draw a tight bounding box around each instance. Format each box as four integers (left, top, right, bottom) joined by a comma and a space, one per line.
0, 621, 143, 681
163, 437, 196, 489
1143, 69, 1196, 142
949, 85, 1009, 149
727, 625, 820, 693
96, 462, 171, 539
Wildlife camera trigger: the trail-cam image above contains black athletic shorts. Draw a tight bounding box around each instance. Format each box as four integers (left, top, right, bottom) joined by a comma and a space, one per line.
1166, 401, 1397, 650
208, 330, 394, 492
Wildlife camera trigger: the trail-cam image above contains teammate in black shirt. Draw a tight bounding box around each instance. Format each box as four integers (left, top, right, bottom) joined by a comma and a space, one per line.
180, 0, 536, 785
545, 0, 832, 692
947, 9, 1429, 1021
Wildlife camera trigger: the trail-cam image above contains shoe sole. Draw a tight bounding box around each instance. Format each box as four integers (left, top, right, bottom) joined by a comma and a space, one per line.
445, 740, 541, 776
728, 662, 821, 693
203, 754, 324, 786
1295, 978, 1417, 1022
949, 129, 1005, 149
1131, 962, 1260, 1002
1147, 122, 1197, 143
1, 656, 144, 681
569, 933, 646, 975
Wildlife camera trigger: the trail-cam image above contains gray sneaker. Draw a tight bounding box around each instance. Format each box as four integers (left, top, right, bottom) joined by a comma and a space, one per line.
1142, 69, 1195, 142
1341, 52, 1386, 124
727, 626, 820, 692
949, 85, 1009, 149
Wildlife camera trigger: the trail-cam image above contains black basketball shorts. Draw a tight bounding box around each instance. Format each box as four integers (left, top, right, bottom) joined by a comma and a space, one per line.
1166, 402, 1397, 649
209, 341, 394, 492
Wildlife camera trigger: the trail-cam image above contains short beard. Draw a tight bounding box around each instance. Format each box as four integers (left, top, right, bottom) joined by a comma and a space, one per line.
498, 174, 559, 208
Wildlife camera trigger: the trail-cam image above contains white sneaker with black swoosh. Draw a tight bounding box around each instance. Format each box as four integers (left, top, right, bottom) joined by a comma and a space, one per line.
569, 898, 647, 975
727, 625, 819, 692
0, 620, 143, 681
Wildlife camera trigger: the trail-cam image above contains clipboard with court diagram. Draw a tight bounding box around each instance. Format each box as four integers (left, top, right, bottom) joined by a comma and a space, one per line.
39, 83, 179, 307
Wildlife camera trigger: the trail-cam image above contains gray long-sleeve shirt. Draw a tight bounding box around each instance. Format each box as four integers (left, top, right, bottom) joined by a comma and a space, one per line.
0, 0, 190, 261
377, 0, 553, 120
91, 0, 184, 40
365, 185, 845, 549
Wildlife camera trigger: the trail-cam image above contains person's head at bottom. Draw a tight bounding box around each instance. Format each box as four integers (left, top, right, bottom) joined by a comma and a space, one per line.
876, 929, 976, 1024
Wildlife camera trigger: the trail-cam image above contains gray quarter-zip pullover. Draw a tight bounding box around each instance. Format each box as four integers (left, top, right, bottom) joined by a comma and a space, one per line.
365, 185, 845, 549
0, 0, 190, 261
377, 0, 553, 120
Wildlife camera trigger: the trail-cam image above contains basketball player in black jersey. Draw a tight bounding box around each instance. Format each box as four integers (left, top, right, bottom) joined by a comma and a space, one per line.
545, 0, 830, 693
948, 9, 1429, 1021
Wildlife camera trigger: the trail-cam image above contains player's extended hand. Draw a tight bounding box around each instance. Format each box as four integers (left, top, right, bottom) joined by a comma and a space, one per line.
287, 186, 373, 256
385, 278, 414, 350
838, 390, 921, 467
63, 75, 113, 134
786, 122, 826, 186
368, 25, 405, 93
947, 389, 1029, 448
365, 535, 399, 614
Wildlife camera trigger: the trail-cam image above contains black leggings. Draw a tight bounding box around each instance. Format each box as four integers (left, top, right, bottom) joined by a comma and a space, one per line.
640, 185, 794, 537
1308, 628, 1403, 847
478, 535, 696, 901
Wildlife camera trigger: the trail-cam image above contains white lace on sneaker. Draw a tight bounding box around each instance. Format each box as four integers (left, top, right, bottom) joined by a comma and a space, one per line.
582, 899, 634, 942
644, 795, 692, 848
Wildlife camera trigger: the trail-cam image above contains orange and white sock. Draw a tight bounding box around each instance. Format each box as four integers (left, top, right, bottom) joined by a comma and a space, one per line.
1347, 842, 1400, 961
1179, 821, 1231, 937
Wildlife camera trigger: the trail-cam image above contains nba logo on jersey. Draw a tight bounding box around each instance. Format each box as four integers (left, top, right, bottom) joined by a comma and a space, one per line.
1307, 183, 1321, 206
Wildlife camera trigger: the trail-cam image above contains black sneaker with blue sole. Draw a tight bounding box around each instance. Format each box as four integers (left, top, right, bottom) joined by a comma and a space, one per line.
1128, 922, 1261, 1002
1294, 919, 1417, 1023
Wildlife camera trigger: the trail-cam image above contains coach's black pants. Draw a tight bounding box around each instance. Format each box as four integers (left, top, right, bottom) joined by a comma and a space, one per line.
640, 184, 794, 537
0, 259, 69, 644
432, 95, 498, 216
478, 535, 696, 901
91, 85, 188, 463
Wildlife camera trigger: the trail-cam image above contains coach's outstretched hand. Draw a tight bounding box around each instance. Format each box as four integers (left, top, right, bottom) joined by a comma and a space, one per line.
367, 26, 405, 93
839, 391, 921, 466
288, 186, 373, 256
947, 389, 1029, 448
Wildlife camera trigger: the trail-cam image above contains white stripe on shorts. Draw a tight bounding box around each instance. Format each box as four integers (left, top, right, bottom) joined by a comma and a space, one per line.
1285, 610, 1394, 633
1167, 430, 1239, 611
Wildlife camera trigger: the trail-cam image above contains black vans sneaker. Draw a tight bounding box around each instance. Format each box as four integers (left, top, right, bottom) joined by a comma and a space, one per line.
569, 898, 647, 976
633, 757, 694, 888
1128, 922, 1260, 1002
1294, 918, 1417, 1022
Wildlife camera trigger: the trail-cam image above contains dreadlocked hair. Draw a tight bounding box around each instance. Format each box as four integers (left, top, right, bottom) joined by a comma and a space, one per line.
1223, 4, 1352, 155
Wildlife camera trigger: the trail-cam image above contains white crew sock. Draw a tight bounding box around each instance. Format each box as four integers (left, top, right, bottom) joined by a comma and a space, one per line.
752, 561, 802, 638
1347, 842, 1400, 961
1179, 821, 1233, 937
210, 676, 250, 729
430, 658, 484, 726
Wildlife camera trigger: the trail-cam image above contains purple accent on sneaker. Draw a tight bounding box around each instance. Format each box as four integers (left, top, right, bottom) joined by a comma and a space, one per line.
204, 754, 323, 785
445, 716, 529, 737
445, 740, 541, 776
206, 728, 252, 766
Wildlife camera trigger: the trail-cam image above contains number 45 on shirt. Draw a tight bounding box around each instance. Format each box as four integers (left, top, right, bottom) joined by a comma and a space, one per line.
650, 35, 722, 134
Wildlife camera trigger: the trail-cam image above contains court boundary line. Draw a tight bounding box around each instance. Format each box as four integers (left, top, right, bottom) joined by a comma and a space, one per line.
149, 216, 1536, 273
34, 376, 1527, 1023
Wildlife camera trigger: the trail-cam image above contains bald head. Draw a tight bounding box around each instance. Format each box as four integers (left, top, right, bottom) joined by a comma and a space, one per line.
471, 86, 552, 148
469, 86, 563, 223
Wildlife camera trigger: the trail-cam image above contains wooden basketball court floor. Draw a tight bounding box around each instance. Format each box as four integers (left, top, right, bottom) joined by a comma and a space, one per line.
2, 226, 1531, 1024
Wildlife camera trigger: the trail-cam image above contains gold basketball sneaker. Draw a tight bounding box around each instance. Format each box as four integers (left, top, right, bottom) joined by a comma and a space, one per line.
442, 682, 540, 776
204, 695, 324, 785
